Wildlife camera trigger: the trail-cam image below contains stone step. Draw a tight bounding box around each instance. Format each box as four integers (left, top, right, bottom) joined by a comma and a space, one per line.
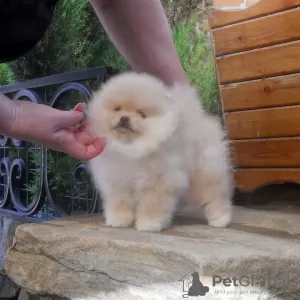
4, 206, 300, 300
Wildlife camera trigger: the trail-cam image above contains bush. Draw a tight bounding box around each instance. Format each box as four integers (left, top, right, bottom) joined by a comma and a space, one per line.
0, 64, 15, 86
173, 18, 221, 116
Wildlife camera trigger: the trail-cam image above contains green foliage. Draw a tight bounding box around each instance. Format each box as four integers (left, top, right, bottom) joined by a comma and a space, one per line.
173, 18, 221, 116
47, 152, 78, 193
10, 0, 127, 81
0, 64, 15, 86
26, 149, 77, 198
25, 149, 41, 198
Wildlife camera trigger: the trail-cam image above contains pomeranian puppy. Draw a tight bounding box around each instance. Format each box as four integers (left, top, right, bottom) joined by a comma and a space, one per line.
87, 72, 233, 232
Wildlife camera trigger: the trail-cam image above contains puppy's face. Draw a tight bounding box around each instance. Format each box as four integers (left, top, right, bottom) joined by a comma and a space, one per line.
100, 92, 165, 144
88, 73, 177, 157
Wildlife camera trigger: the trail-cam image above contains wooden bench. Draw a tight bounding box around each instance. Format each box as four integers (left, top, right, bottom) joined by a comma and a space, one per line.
208, 0, 300, 192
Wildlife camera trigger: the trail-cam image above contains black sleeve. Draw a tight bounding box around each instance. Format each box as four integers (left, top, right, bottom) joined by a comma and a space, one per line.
0, 0, 59, 63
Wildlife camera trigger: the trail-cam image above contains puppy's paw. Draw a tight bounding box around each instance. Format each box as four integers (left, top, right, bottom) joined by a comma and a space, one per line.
208, 213, 231, 228
135, 217, 170, 232
105, 210, 134, 228
206, 207, 232, 228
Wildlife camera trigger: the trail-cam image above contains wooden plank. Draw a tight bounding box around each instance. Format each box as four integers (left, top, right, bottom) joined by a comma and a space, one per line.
235, 168, 300, 191
216, 40, 300, 84
225, 106, 300, 139
231, 138, 300, 168
221, 74, 300, 112
209, 0, 300, 29
212, 8, 300, 55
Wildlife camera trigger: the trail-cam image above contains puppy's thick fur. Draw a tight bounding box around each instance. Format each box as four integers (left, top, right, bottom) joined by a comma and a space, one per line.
87, 72, 233, 232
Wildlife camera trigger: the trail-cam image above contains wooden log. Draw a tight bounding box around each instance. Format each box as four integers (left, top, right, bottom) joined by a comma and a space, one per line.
231, 138, 300, 168
224, 105, 300, 139
216, 40, 300, 84
212, 8, 300, 55
235, 168, 300, 191
221, 74, 300, 112
209, 0, 300, 28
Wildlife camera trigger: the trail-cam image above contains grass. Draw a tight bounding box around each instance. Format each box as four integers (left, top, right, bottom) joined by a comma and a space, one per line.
0, 63, 15, 86
173, 18, 221, 116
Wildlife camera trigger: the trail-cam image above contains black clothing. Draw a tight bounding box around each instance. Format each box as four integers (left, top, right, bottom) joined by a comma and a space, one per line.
0, 0, 59, 63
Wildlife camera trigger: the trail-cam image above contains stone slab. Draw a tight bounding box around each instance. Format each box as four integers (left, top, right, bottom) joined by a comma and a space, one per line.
179, 205, 300, 236
4, 206, 300, 300
0, 213, 31, 299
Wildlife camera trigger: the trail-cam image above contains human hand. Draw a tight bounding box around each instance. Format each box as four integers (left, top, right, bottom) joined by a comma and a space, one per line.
10, 100, 105, 161
69, 102, 106, 160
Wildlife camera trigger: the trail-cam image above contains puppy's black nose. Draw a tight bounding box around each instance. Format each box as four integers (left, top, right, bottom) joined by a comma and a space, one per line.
118, 116, 131, 129
120, 116, 129, 125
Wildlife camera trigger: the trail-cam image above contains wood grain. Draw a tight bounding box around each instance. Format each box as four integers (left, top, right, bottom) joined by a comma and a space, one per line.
216, 40, 300, 84
221, 74, 300, 112
225, 106, 300, 139
231, 138, 300, 168
212, 8, 300, 55
209, 0, 300, 28
235, 168, 300, 191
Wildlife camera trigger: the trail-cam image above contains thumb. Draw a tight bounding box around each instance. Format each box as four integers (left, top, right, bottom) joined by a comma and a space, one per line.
54, 110, 84, 129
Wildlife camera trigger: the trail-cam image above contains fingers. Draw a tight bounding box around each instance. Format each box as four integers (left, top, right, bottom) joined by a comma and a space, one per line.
55, 102, 86, 130
54, 110, 84, 129
85, 139, 106, 160
73, 103, 86, 113
54, 102, 106, 160
67, 138, 106, 161
68, 119, 88, 133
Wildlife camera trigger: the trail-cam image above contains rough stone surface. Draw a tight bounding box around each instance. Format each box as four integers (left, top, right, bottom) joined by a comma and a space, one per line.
4, 206, 300, 300
0, 214, 31, 299
179, 205, 300, 236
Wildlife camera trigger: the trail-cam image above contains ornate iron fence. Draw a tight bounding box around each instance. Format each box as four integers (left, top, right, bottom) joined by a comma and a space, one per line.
0, 66, 119, 220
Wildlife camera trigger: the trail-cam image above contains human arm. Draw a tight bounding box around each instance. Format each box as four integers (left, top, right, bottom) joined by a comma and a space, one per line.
0, 93, 16, 137
0, 93, 105, 160
0, 0, 184, 160
89, 0, 188, 86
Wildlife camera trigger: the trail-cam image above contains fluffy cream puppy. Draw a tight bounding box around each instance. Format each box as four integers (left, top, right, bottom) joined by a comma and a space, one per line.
87, 72, 233, 232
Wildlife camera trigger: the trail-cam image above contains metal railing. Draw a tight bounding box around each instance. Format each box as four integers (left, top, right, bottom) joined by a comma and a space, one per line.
0, 66, 119, 220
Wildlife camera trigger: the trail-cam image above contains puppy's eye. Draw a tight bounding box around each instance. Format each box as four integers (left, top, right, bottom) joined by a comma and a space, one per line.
114, 106, 121, 111
137, 110, 147, 119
